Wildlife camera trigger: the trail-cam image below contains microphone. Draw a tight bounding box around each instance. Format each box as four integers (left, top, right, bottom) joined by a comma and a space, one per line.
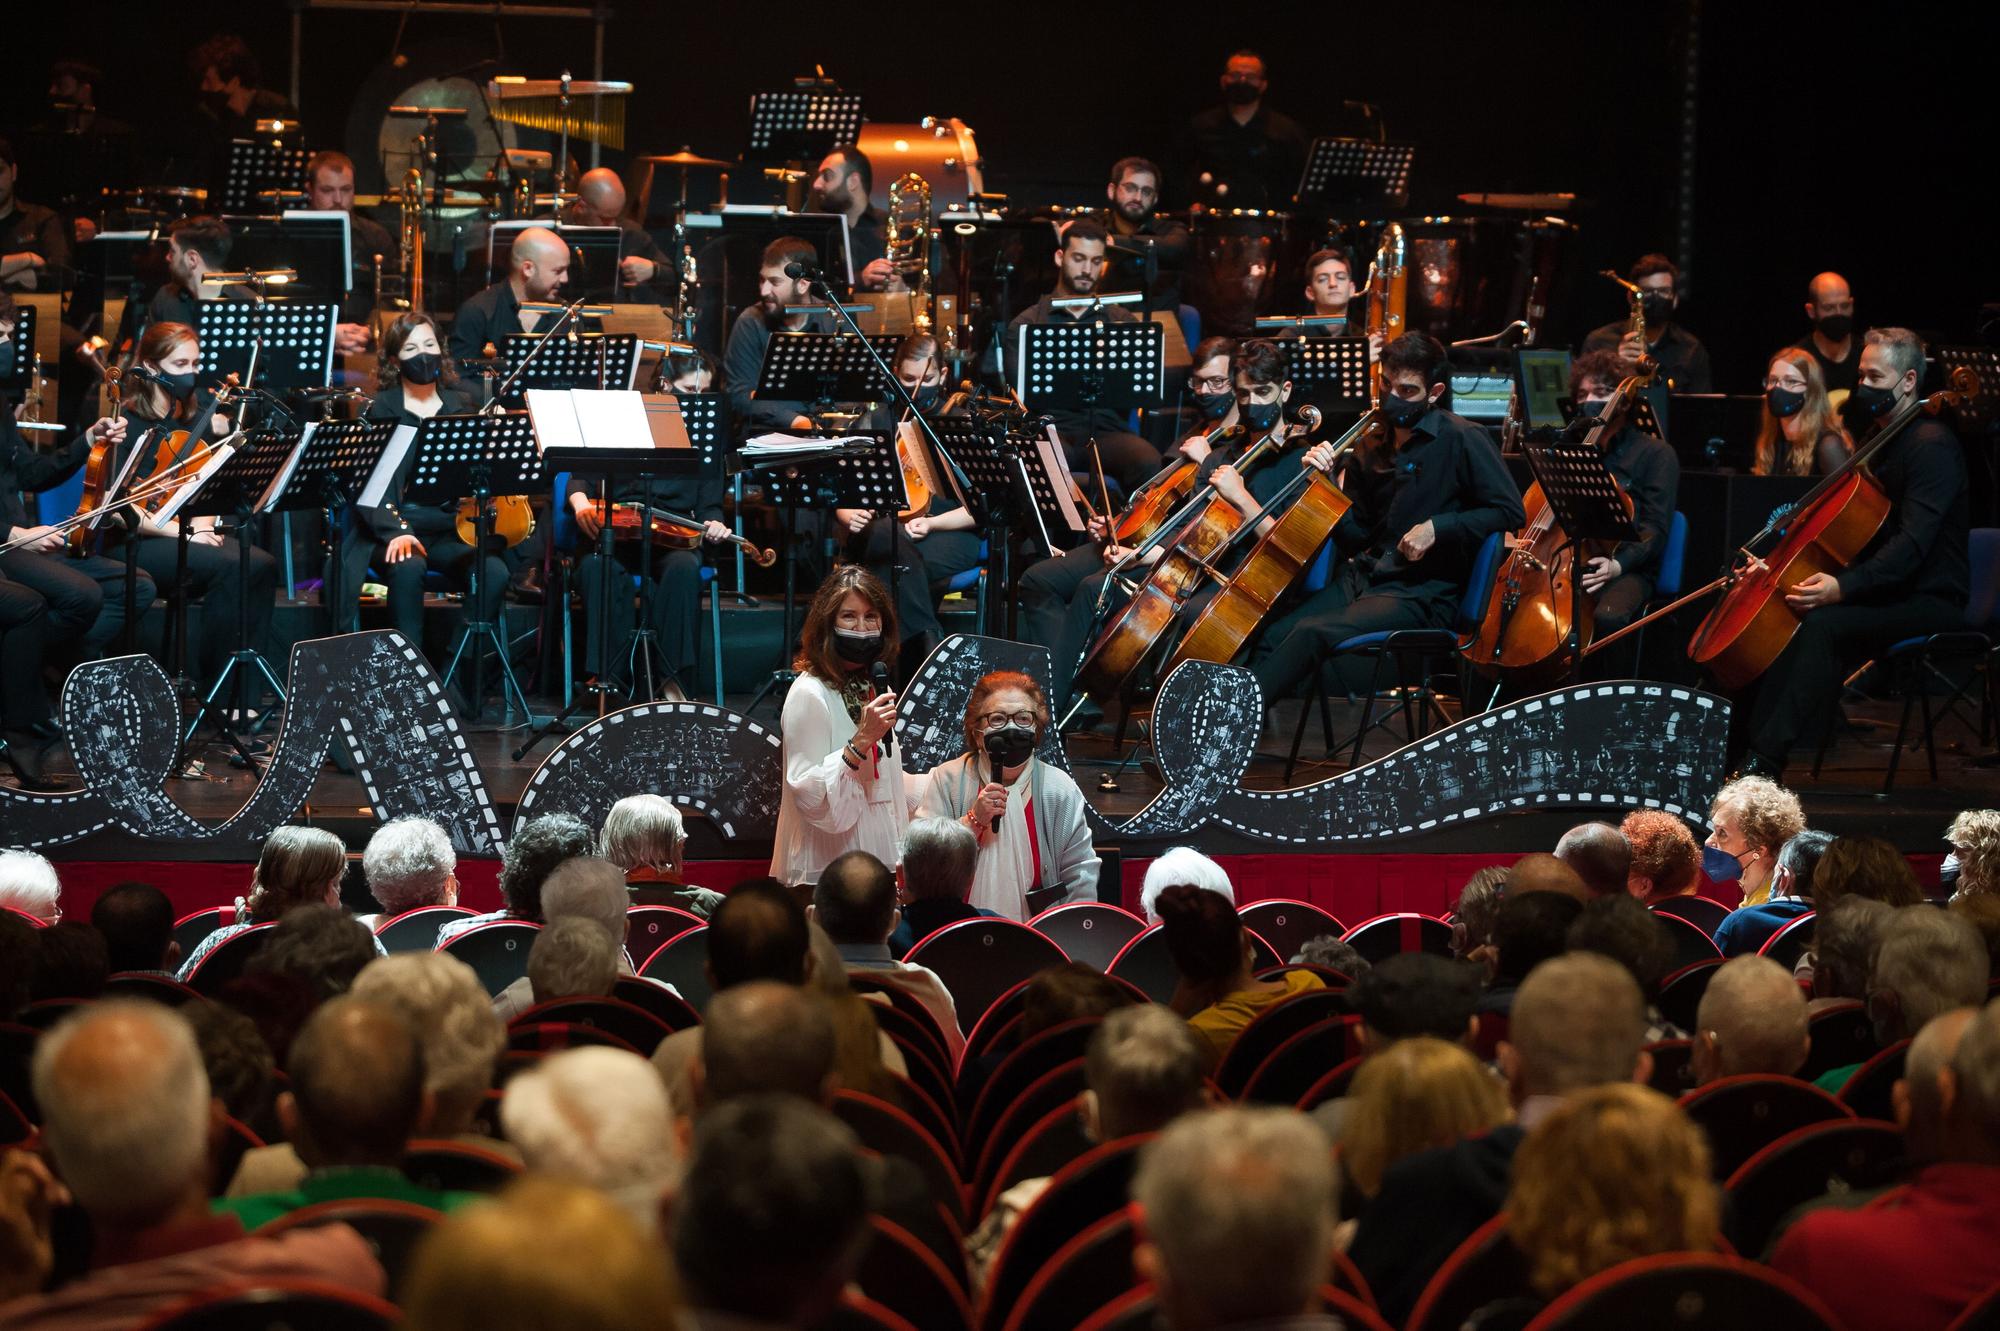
784, 259, 823, 282
870, 660, 894, 756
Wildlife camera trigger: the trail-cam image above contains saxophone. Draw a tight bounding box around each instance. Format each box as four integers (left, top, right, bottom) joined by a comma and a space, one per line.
885, 171, 932, 333
1602, 269, 1644, 350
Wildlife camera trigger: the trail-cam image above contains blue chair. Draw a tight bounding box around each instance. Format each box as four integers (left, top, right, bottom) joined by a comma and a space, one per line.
1285, 530, 1506, 778
1624, 510, 1689, 669
36, 471, 86, 525
933, 539, 990, 631
551, 471, 726, 705
1176, 304, 1202, 351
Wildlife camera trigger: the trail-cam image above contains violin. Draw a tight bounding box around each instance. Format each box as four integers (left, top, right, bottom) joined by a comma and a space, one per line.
130, 372, 242, 527
576, 498, 777, 567
67, 365, 122, 557
894, 416, 933, 521
1111, 420, 1241, 547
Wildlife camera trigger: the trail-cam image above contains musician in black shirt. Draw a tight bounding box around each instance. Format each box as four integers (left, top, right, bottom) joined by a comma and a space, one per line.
721, 235, 835, 433
1177, 50, 1309, 211
448, 226, 570, 363
147, 216, 246, 330
809, 146, 891, 292
563, 168, 670, 302
0, 139, 70, 293
188, 35, 298, 141
1738, 328, 1969, 776
1567, 350, 1680, 638
1097, 156, 1189, 313
1250, 333, 1525, 705
1792, 270, 1861, 398
304, 150, 396, 354
1580, 254, 1713, 393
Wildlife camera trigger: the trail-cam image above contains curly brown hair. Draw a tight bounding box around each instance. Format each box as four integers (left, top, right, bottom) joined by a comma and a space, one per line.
375, 312, 460, 391
1709, 775, 1806, 856
1620, 810, 1700, 895
1947, 809, 2000, 898
792, 564, 897, 685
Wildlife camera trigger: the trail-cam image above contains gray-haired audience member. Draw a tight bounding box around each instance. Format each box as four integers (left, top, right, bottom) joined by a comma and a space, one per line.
1133, 1107, 1337, 1330
437, 812, 596, 946
501, 1046, 682, 1234
1868, 909, 1988, 1048
493, 857, 633, 1022
892, 817, 987, 954
1555, 822, 1632, 898
1691, 955, 1810, 1085
1810, 897, 1896, 1004
1139, 846, 1235, 922
360, 817, 458, 926
1292, 934, 1370, 976
0, 848, 61, 923
527, 918, 621, 1006
600, 793, 724, 917
1085, 1004, 1209, 1141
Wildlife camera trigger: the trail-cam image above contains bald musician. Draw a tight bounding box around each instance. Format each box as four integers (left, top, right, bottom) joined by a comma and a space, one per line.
562, 167, 669, 298
448, 225, 570, 363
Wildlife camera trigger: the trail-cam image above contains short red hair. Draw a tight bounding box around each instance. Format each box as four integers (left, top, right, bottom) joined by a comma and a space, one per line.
1619, 810, 1699, 895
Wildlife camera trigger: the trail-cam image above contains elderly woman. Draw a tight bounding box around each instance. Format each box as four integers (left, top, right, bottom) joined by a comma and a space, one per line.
1945, 809, 2000, 901
177, 826, 355, 980
1704, 774, 1807, 909
599, 794, 724, 918
914, 670, 1099, 921
0, 849, 61, 923
359, 816, 459, 928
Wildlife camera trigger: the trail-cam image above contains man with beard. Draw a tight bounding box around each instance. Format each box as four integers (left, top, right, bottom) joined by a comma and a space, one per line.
1580, 253, 1713, 393
721, 234, 837, 432
807, 146, 891, 292
146, 215, 248, 328
303, 150, 395, 355
1096, 156, 1188, 313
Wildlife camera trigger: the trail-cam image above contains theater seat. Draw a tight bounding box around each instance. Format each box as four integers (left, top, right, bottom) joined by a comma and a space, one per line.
134, 1279, 401, 1330
1108, 924, 1280, 1004
509, 997, 675, 1057
184, 923, 279, 997
1238, 898, 1347, 967
977, 1136, 1152, 1331
402, 1138, 524, 1193
904, 919, 1070, 1037
1076, 1282, 1392, 1331
1027, 902, 1146, 972
850, 1216, 972, 1331
1835, 1038, 1911, 1121
1677, 1074, 1853, 1179
260, 1198, 445, 1292
1758, 912, 1818, 971
1721, 1118, 1904, 1258
373, 906, 477, 954
1656, 958, 1724, 1033
638, 925, 712, 1010
1406, 1215, 1534, 1331
1649, 894, 1734, 936
1339, 913, 1454, 964
1521, 1252, 1842, 1330
1214, 989, 1355, 1099
436, 920, 542, 996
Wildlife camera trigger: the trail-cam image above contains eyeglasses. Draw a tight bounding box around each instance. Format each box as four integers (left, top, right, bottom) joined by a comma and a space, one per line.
980, 710, 1038, 730
1192, 375, 1230, 392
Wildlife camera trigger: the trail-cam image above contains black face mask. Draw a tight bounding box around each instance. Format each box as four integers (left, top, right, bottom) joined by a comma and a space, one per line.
1222, 81, 1261, 106
1383, 392, 1430, 430
1194, 389, 1233, 421
1851, 382, 1900, 419
984, 724, 1037, 770
1242, 398, 1282, 432
201, 88, 233, 116
1816, 313, 1853, 342
154, 370, 197, 402
1639, 294, 1674, 328
912, 385, 941, 413
1766, 386, 1806, 419
0, 341, 13, 381
400, 352, 443, 385
831, 628, 883, 666
1574, 398, 1606, 420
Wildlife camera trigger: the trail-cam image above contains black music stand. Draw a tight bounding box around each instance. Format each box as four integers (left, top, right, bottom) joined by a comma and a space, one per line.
195, 301, 337, 390
498, 332, 642, 400
740, 435, 906, 717
221, 213, 352, 305
933, 421, 1088, 637
1014, 321, 1167, 450
272, 419, 405, 636
1285, 336, 1373, 417
0, 304, 37, 399
214, 140, 312, 214
747, 88, 865, 160
755, 330, 901, 413
1523, 438, 1641, 686
404, 412, 547, 724
1295, 138, 1416, 213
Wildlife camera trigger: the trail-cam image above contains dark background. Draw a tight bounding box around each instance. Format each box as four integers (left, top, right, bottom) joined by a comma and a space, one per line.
10, 0, 1996, 390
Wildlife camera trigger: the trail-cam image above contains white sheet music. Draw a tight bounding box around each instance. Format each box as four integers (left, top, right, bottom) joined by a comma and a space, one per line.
525, 389, 653, 452
150, 440, 240, 526
356, 424, 418, 509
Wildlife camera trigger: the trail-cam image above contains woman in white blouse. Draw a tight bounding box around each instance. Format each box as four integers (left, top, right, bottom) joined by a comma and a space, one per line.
770, 566, 917, 887
915, 671, 1100, 921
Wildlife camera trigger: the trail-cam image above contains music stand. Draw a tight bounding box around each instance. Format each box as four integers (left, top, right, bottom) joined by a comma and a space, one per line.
403, 412, 548, 723
1523, 437, 1641, 686
195, 301, 337, 390
756, 330, 901, 411
1936, 345, 2000, 436
1014, 320, 1167, 425
0, 304, 34, 397
484, 221, 623, 291
214, 140, 312, 213
499, 332, 642, 399
747, 88, 864, 160
1285, 337, 1373, 417
1294, 138, 1416, 213
934, 420, 1089, 637
266, 419, 405, 637
217, 212, 353, 304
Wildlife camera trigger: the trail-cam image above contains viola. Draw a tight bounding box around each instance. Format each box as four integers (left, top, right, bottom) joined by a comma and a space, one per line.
578, 498, 777, 567
130, 372, 242, 527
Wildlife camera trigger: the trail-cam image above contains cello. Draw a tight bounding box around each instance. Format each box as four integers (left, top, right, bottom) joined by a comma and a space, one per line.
1108, 417, 1239, 547
1466, 362, 1652, 687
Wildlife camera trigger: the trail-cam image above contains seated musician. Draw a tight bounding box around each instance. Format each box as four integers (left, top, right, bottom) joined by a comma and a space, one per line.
563, 168, 669, 301
1249, 332, 1525, 706
721, 235, 835, 432
1097, 156, 1189, 312
1580, 253, 1713, 392
808, 146, 892, 292
1753, 347, 1851, 477
179, 34, 299, 182
1001, 218, 1165, 495
1567, 349, 1681, 639
1, 137, 70, 292
111, 321, 279, 692
1793, 271, 1860, 398
1737, 327, 1968, 777
1176, 49, 1309, 211
447, 225, 570, 364
1303, 247, 1357, 335
303, 149, 395, 356
326, 313, 504, 651
1027, 337, 1308, 718
148, 216, 248, 329
835, 333, 983, 666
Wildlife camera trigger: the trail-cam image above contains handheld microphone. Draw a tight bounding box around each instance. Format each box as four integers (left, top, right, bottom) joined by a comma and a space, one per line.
870, 660, 894, 756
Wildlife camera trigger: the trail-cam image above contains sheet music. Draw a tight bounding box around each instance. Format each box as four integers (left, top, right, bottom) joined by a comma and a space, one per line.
253, 423, 316, 513
525, 389, 585, 454
1036, 425, 1088, 535
356, 424, 418, 508
571, 390, 651, 448
740, 433, 872, 458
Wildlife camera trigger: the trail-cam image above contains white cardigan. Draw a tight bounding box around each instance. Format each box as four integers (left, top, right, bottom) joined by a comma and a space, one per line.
770, 673, 918, 886
915, 752, 1101, 921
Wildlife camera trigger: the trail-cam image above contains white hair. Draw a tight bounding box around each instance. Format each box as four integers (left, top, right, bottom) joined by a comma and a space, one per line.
541, 857, 631, 943
528, 918, 621, 1003
0, 849, 61, 922
599, 794, 685, 873
1139, 847, 1234, 922
362, 817, 457, 916
501, 1046, 681, 1233
349, 952, 505, 1129
33, 1002, 210, 1221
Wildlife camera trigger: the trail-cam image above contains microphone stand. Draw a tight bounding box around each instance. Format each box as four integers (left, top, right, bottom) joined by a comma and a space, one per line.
483, 293, 591, 409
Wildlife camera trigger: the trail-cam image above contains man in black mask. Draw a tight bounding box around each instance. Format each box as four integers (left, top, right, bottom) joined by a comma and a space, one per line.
1793, 271, 1860, 398
1177, 50, 1309, 211
1736, 326, 1968, 777
1568, 350, 1680, 643
1581, 253, 1713, 393
808, 146, 890, 291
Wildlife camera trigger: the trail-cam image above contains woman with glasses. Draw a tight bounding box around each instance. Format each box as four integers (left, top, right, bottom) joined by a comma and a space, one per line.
1753, 347, 1852, 477
915, 670, 1099, 921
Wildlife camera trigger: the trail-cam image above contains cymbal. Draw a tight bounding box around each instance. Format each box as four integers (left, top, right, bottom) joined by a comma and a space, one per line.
640, 150, 729, 169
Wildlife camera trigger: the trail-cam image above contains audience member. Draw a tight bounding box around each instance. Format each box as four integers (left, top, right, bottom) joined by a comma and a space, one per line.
697, 980, 837, 1108
1348, 953, 1650, 1324
401, 1177, 681, 1331
671, 1095, 871, 1330
1292, 933, 1370, 975
1505, 853, 1591, 903
1554, 822, 1631, 898
1477, 889, 1581, 1018
1705, 775, 1807, 908
1139, 845, 1235, 921
600, 793, 723, 917
1812, 834, 1925, 910
1773, 997, 2000, 1330
813, 850, 963, 1057
1566, 895, 1684, 1041
359, 816, 458, 928
242, 903, 383, 1001
1155, 883, 1323, 1066
888, 816, 992, 956
1816, 907, 1986, 1092
1020, 961, 1137, 1036
1350, 952, 1483, 1049
178, 826, 347, 980
1132, 1107, 1336, 1331
1949, 893, 2000, 978
0, 849, 60, 923
1715, 829, 1832, 956
1944, 808, 2000, 901
437, 812, 595, 946
1691, 955, 1809, 1084
88, 882, 178, 975
501, 1047, 681, 1234
0, 1003, 383, 1327
0, 910, 33, 1019
1807, 896, 1895, 1007
488, 857, 633, 1020
1893, 1008, 1979, 1166
1343, 1037, 1509, 1203
218, 997, 479, 1228
1619, 810, 1702, 905
1450, 865, 1508, 962
805, 918, 906, 1102
28, 922, 109, 1002
525, 918, 620, 1006
183, 1001, 277, 1141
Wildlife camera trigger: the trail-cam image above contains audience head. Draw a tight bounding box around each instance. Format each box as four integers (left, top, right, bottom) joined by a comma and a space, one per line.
1083, 1004, 1209, 1142
350, 953, 505, 1136
1140, 846, 1235, 922
1451, 865, 1508, 960
1155, 883, 1253, 993
1894, 1006, 1977, 1158
1501, 953, 1649, 1102
1566, 895, 1676, 1001
699, 980, 837, 1107
501, 1047, 680, 1233
498, 813, 597, 922
1814, 835, 1925, 910
1133, 1106, 1335, 1330
1811, 896, 1895, 1002
88, 882, 178, 974
539, 857, 631, 946
1868, 907, 1988, 1045
1350, 952, 1482, 1047
900, 816, 978, 904
1343, 1037, 1510, 1198
598, 794, 686, 876
811, 851, 898, 946
0, 849, 61, 923
1021, 961, 1137, 1038
1948, 893, 2000, 977
183, 1000, 275, 1129
245, 826, 347, 924
1619, 810, 1701, 902
32, 1002, 212, 1228
245, 904, 377, 1002
1507, 852, 1591, 904
1772, 828, 1837, 903
527, 918, 620, 1004
707, 878, 812, 989
280, 996, 427, 1168
1508, 1084, 1719, 1297
362, 817, 458, 917
1691, 955, 1809, 1083
1945, 809, 2000, 899
1942, 997, 2000, 1162
402, 1177, 680, 1331
671, 1096, 870, 1325
1555, 822, 1631, 898
1293, 933, 1369, 976
1706, 776, 1807, 901
1490, 888, 1582, 984
30, 922, 110, 1002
